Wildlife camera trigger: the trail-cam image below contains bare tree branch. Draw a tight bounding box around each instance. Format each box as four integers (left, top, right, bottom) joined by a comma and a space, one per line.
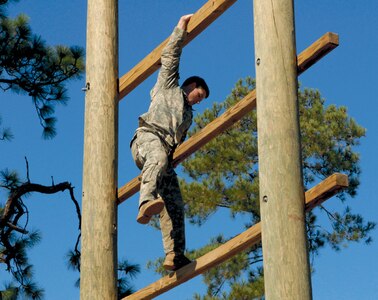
1, 181, 72, 227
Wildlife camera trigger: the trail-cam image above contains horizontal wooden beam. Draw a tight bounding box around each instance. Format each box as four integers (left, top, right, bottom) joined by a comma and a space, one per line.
304, 172, 348, 212
117, 32, 339, 204
297, 32, 339, 74
118, 0, 238, 100
123, 173, 348, 300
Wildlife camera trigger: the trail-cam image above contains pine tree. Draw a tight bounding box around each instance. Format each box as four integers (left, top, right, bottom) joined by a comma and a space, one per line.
0, 0, 84, 138
1, 2, 141, 298
0, 1, 85, 297
149, 77, 375, 299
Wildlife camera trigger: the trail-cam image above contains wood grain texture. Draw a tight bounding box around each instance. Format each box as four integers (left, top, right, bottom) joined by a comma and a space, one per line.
123, 174, 348, 300
118, 32, 339, 204
81, 0, 118, 298
118, 0, 238, 100
254, 0, 312, 298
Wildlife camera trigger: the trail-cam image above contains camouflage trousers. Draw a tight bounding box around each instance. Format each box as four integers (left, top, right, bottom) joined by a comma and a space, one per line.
130, 130, 185, 255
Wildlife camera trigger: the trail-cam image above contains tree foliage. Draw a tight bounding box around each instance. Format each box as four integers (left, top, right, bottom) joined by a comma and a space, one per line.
0, 1, 85, 296
1, 2, 141, 299
117, 259, 141, 298
0, 0, 84, 138
149, 77, 375, 299
65, 248, 141, 299
0, 116, 13, 141
0, 165, 81, 299
0, 172, 140, 297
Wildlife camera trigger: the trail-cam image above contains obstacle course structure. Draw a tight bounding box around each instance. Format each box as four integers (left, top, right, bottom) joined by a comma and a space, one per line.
81, 1, 346, 299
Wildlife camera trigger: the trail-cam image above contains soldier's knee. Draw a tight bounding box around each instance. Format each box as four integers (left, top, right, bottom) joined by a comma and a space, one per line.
155, 152, 168, 170
142, 159, 169, 184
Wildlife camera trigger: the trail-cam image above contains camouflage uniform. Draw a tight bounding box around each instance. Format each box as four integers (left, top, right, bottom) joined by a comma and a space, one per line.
130, 26, 192, 256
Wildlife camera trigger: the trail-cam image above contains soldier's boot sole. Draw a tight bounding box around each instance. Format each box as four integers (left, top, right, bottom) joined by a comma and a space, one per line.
137, 198, 165, 224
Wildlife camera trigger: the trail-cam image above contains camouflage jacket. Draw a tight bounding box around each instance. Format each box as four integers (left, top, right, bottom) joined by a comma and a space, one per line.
135, 26, 193, 153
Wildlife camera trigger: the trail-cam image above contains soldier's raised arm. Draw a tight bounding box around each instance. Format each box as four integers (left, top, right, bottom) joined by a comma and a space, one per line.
151, 14, 193, 94
177, 14, 193, 31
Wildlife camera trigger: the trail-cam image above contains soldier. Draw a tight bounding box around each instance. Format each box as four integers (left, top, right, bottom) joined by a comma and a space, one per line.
130, 14, 210, 271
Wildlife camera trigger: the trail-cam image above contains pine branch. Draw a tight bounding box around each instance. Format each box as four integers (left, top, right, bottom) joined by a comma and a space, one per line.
0, 176, 82, 295
1, 181, 72, 227
5, 221, 28, 234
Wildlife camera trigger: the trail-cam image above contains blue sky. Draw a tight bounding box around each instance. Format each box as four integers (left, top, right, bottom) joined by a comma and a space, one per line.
1, 0, 377, 299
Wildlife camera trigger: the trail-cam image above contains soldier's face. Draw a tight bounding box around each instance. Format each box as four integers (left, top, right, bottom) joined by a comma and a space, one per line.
187, 86, 207, 106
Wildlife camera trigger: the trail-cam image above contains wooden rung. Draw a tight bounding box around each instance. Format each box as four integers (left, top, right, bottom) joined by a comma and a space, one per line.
117, 32, 339, 204
123, 173, 348, 300
118, 0, 237, 100
304, 172, 348, 212
297, 32, 339, 74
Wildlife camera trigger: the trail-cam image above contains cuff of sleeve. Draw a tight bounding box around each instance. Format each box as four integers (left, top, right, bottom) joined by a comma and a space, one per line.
174, 26, 188, 39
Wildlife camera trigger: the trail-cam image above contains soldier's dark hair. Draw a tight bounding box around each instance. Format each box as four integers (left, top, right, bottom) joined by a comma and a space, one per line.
182, 76, 210, 98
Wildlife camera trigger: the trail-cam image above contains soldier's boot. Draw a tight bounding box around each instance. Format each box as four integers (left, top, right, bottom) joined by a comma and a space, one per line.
163, 252, 192, 271
137, 198, 165, 224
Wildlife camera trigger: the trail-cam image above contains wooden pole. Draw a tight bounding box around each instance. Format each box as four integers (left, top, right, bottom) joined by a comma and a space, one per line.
81, 0, 118, 299
253, 0, 312, 299
124, 173, 348, 300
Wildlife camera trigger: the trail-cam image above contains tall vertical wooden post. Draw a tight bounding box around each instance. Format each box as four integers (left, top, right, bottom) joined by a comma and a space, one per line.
253, 0, 312, 299
81, 0, 118, 298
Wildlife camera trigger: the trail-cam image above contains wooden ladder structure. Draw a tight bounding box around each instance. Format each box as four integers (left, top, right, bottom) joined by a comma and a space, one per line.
83, 0, 345, 299
114, 1, 344, 299
124, 174, 347, 299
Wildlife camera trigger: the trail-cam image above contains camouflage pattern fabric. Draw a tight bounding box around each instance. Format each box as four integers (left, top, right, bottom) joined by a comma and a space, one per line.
137, 26, 193, 148
130, 26, 191, 255
131, 130, 185, 255
157, 157, 185, 255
